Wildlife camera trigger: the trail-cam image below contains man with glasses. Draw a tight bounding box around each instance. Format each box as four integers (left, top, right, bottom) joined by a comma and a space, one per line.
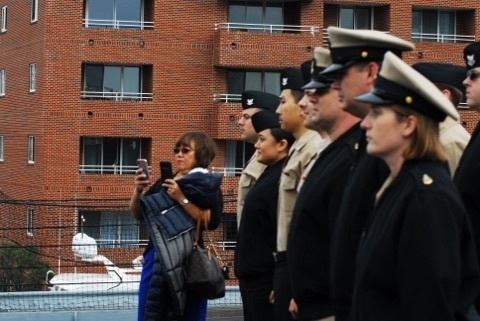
323, 27, 414, 321
454, 41, 480, 312
237, 90, 279, 226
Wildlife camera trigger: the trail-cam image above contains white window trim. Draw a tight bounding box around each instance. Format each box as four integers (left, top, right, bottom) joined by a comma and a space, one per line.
28, 135, 35, 164
0, 69, 5, 96
30, 63, 36, 92
0, 136, 4, 161
31, 0, 38, 23
1, 6, 7, 33
27, 207, 34, 236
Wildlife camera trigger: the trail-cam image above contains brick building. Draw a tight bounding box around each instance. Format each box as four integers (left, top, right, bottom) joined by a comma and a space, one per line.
0, 0, 479, 281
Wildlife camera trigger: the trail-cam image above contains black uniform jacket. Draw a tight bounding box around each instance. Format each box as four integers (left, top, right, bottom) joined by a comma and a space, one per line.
287, 123, 362, 321
329, 131, 390, 321
352, 160, 479, 321
454, 122, 480, 309
234, 158, 285, 280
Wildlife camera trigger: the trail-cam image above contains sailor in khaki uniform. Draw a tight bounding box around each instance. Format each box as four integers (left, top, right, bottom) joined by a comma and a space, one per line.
237, 90, 279, 227
412, 62, 471, 176
273, 66, 322, 321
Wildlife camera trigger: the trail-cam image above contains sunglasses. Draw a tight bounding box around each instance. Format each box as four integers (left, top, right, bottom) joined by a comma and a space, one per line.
173, 147, 193, 154
467, 69, 480, 81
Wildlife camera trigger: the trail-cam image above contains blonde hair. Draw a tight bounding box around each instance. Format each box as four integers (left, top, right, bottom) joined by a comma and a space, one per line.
390, 105, 447, 162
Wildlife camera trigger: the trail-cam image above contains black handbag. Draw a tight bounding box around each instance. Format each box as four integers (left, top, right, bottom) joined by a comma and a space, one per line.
186, 210, 228, 299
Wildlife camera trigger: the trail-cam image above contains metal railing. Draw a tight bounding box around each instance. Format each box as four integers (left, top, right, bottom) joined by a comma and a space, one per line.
79, 164, 139, 175
213, 94, 242, 103
80, 91, 153, 101
83, 19, 154, 30
211, 166, 243, 177
215, 22, 319, 35
411, 32, 475, 43
216, 241, 237, 251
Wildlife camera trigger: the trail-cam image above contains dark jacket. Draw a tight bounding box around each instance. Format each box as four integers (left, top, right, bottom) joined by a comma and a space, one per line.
352, 160, 479, 321
140, 170, 223, 321
454, 122, 480, 311
287, 123, 362, 321
330, 131, 390, 321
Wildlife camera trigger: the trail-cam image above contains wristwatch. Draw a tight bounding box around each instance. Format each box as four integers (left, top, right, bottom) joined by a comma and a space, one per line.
181, 198, 190, 207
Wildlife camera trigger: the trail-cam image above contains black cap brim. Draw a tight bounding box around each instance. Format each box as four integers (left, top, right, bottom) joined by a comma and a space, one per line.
302, 79, 331, 90
354, 92, 396, 105
320, 63, 345, 76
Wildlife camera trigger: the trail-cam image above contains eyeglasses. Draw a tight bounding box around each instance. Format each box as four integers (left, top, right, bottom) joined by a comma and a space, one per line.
467, 69, 480, 81
173, 147, 193, 154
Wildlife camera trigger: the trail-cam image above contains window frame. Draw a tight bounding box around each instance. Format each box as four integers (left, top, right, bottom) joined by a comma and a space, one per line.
228, 2, 284, 31
27, 207, 34, 236
338, 5, 373, 30
28, 136, 35, 164
0, 136, 4, 161
30, 63, 36, 93
84, 0, 149, 30
31, 0, 38, 23
1, 6, 7, 33
227, 70, 281, 96
412, 9, 457, 42
0, 69, 5, 96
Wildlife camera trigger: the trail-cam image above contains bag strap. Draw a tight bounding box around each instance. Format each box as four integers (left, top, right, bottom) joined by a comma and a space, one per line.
193, 209, 225, 267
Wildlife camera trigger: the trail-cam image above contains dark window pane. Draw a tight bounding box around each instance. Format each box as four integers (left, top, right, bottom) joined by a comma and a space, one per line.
104, 66, 122, 95
228, 4, 245, 24
245, 72, 262, 91
227, 71, 245, 94
265, 6, 283, 26
122, 138, 140, 168
264, 72, 280, 95
246, 4, 262, 31
81, 211, 101, 239
355, 7, 371, 29
87, 0, 114, 27
439, 12, 454, 35
422, 10, 437, 34
412, 10, 421, 34
116, 0, 141, 28
83, 138, 102, 167
339, 7, 354, 29
84, 65, 104, 92
123, 66, 140, 97
103, 138, 118, 166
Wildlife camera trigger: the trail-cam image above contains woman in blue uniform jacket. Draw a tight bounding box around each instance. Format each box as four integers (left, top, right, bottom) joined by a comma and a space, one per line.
348, 52, 480, 321
234, 110, 295, 321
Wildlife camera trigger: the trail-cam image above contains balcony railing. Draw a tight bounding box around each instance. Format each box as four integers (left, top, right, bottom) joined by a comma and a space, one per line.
79, 164, 140, 175
411, 32, 475, 43
215, 22, 320, 35
213, 94, 242, 103
211, 166, 243, 177
83, 19, 154, 30
80, 91, 153, 101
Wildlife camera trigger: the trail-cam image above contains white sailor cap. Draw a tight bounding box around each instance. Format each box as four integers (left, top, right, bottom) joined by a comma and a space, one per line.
322, 27, 415, 75
355, 51, 459, 122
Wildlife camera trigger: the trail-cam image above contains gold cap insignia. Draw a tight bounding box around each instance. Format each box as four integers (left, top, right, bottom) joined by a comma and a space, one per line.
405, 96, 413, 104
422, 174, 433, 185
311, 60, 315, 75
361, 51, 368, 58
354, 143, 359, 150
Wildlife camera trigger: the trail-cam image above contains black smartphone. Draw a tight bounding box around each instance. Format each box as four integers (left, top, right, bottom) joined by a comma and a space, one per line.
160, 161, 173, 181
137, 159, 150, 181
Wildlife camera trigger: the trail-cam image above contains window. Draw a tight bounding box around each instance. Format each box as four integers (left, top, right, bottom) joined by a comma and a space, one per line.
412, 9, 455, 42
30, 63, 36, 92
80, 137, 150, 174
227, 70, 281, 96
27, 208, 34, 235
225, 140, 255, 176
1, 6, 7, 32
31, 0, 38, 23
221, 213, 237, 250
82, 64, 152, 101
79, 211, 145, 248
228, 2, 283, 32
0, 136, 4, 161
0, 69, 5, 96
339, 6, 372, 30
28, 136, 35, 164
84, 0, 153, 29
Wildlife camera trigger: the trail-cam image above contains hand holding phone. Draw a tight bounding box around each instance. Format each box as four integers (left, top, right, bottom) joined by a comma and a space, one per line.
160, 161, 173, 181
137, 159, 150, 181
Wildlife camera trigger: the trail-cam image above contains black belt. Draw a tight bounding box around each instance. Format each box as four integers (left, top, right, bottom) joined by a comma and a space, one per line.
273, 251, 287, 263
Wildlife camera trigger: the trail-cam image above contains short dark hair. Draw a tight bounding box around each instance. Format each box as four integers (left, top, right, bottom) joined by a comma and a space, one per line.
434, 83, 463, 108
270, 128, 295, 148
291, 89, 305, 103
175, 132, 217, 168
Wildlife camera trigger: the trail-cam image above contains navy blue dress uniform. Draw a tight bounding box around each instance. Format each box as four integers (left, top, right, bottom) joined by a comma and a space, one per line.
350, 51, 479, 321
454, 41, 480, 312
325, 27, 415, 321
237, 90, 280, 227
234, 111, 293, 321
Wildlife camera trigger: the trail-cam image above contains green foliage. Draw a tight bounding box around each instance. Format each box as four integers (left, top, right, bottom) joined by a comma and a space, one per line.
0, 242, 50, 292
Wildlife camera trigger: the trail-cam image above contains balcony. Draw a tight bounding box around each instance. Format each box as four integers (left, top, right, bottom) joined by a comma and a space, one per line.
83, 19, 154, 30
211, 166, 243, 177
411, 32, 475, 43
80, 91, 153, 101
79, 164, 139, 175
213, 94, 241, 103
214, 22, 323, 68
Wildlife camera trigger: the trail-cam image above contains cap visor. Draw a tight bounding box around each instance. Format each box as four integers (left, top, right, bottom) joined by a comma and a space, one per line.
302, 80, 331, 90
320, 63, 344, 76
354, 92, 395, 105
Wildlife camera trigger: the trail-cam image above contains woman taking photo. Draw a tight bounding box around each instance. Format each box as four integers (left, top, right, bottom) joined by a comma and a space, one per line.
130, 132, 223, 321
349, 52, 479, 321
234, 110, 295, 321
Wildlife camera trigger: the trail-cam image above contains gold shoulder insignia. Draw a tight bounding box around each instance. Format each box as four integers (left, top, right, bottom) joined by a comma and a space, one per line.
422, 174, 433, 185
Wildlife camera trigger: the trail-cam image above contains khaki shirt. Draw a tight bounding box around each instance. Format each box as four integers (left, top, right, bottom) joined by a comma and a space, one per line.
237, 150, 267, 227
439, 117, 471, 177
277, 129, 322, 252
